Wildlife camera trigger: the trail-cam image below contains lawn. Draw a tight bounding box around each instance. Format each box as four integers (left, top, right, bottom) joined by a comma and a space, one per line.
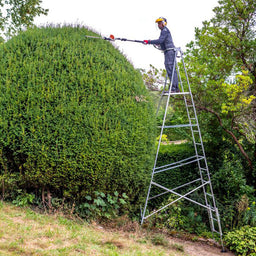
0, 202, 185, 256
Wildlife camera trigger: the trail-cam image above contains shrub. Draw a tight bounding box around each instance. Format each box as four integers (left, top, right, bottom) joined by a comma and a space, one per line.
0, 25, 156, 212
224, 226, 256, 256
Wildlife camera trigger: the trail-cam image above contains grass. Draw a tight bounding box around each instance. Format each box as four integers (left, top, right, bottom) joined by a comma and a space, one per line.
0, 202, 187, 256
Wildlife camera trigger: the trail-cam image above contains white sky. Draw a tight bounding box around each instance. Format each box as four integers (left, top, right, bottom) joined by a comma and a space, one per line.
34, 0, 219, 70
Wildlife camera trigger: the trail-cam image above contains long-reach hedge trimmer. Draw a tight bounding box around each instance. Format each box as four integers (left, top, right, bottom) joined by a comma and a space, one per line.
84, 34, 145, 44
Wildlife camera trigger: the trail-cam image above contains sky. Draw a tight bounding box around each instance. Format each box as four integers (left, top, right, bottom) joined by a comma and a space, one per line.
34, 0, 219, 70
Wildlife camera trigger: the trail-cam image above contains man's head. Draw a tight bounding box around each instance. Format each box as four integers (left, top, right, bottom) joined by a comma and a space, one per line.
155, 17, 167, 29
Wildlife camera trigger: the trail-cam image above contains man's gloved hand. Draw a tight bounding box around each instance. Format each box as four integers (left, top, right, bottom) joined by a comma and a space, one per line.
143, 40, 149, 44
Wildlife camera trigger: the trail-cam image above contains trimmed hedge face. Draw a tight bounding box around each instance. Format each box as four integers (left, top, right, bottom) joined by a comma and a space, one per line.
0, 25, 156, 208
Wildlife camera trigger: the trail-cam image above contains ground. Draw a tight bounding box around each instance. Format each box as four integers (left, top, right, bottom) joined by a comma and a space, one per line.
167, 237, 234, 256
0, 202, 236, 256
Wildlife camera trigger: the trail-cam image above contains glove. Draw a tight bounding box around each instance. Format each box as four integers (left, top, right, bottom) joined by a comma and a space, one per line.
143, 40, 149, 44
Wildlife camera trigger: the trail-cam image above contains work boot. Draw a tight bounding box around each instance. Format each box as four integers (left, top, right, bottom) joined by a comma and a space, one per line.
171, 88, 180, 93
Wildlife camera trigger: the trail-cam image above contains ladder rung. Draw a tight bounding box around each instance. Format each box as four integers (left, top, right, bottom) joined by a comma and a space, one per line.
195, 143, 202, 146
206, 193, 213, 197
200, 167, 207, 171
162, 124, 197, 129
163, 91, 190, 96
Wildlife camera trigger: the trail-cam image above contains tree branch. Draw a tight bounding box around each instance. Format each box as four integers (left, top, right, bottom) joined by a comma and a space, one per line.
196, 104, 253, 169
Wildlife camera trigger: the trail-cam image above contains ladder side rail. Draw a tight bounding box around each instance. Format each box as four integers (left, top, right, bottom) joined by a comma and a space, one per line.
141, 50, 178, 224
178, 52, 201, 161
175, 48, 185, 94
153, 49, 178, 173
180, 54, 217, 210
175, 51, 212, 212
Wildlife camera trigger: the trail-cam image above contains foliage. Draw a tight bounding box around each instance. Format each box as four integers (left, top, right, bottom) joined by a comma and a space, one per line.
212, 155, 254, 229
140, 65, 166, 91
184, 0, 256, 170
12, 189, 35, 207
221, 71, 255, 115
0, 25, 156, 213
224, 226, 256, 256
76, 191, 128, 220
148, 195, 185, 230
243, 201, 256, 227
0, 0, 48, 39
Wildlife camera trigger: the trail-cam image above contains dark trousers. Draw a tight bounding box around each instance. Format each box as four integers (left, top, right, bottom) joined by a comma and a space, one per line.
164, 51, 179, 91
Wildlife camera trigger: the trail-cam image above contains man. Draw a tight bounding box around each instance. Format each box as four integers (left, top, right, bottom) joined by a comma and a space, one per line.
144, 17, 180, 92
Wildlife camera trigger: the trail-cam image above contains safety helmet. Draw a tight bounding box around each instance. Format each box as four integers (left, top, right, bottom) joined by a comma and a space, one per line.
155, 17, 167, 26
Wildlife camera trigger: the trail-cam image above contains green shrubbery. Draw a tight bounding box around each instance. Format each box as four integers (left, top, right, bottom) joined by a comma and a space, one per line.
0, 25, 156, 213
224, 226, 256, 256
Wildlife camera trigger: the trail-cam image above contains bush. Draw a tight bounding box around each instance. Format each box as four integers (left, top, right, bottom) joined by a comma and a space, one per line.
224, 226, 256, 256
212, 158, 254, 230
0, 25, 156, 212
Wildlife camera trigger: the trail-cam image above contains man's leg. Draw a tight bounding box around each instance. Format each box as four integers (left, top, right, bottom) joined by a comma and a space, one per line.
165, 53, 179, 92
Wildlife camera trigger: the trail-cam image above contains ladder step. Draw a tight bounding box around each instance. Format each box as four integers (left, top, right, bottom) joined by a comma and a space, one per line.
163, 91, 190, 96
161, 124, 197, 129
206, 193, 213, 197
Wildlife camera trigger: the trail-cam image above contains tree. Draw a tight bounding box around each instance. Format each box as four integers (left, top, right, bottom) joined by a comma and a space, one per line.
0, 0, 48, 40
140, 65, 166, 91
184, 0, 256, 172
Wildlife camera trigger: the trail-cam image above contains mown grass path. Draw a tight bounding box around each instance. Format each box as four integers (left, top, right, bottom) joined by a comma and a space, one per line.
0, 202, 234, 256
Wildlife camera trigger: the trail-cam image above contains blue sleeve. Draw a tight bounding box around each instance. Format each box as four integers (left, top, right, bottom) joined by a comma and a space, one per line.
148, 29, 167, 45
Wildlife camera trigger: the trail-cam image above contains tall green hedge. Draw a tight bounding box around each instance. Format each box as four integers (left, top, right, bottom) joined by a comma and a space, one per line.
0, 25, 156, 210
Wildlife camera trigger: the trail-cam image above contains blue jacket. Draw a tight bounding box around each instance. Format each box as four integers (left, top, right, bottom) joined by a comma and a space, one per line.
148, 27, 175, 51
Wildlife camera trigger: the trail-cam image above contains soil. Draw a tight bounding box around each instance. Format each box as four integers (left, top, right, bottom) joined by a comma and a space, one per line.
100, 219, 236, 256
168, 237, 235, 256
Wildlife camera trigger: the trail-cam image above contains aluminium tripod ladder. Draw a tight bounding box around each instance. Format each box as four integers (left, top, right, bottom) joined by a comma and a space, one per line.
141, 47, 224, 250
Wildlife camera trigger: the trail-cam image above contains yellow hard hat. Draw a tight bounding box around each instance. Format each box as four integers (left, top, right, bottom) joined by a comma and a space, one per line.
155, 17, 167, 26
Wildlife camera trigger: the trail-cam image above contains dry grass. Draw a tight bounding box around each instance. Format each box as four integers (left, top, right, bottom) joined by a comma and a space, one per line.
0, 202, 186, 256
